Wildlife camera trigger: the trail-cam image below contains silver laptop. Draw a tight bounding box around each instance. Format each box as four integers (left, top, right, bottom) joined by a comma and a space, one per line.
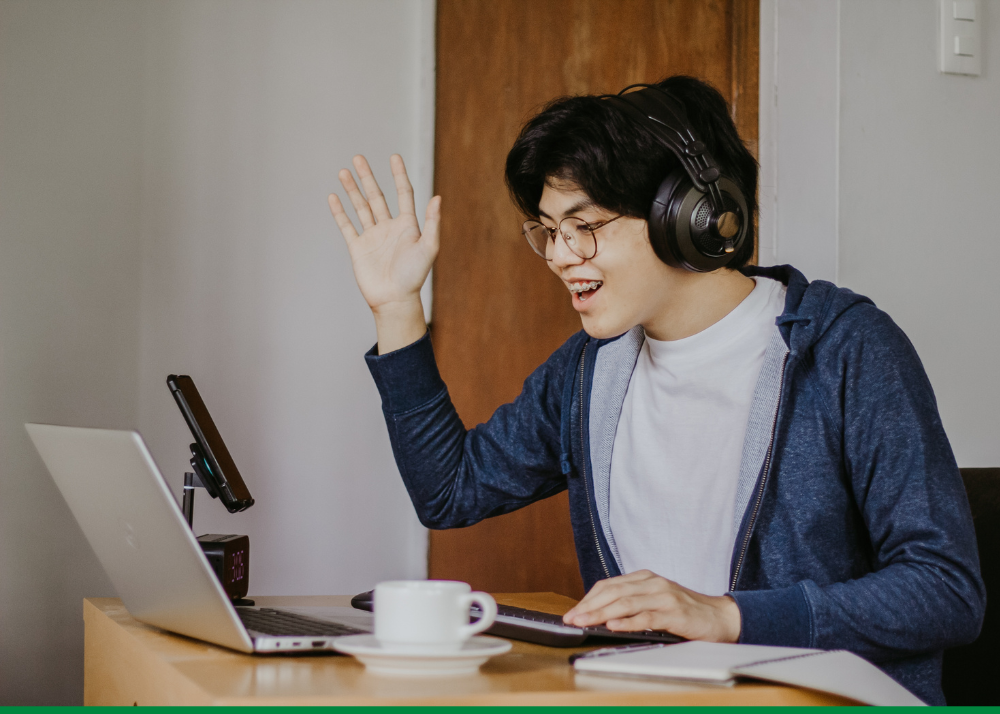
26, 423, 372, 653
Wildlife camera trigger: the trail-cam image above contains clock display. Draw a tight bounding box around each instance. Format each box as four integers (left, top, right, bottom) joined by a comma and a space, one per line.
197, 533, 250, 600
227, 547, 246, 584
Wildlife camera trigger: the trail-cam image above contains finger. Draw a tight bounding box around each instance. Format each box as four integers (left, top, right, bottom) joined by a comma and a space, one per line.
565, 576, 663, 624
570, 571, 652, 612
570, 591, 643, 625
338, 168, 376, 230
353, 155, 392, 222
420, 195, 441, 253
327, 193, 359, 241
574, 592, 671, 628
565, 578, 616, 618
606, 611, 661, 632
615, 570, 658, 583
565, 583, 633, 623
391, 154, 417, 216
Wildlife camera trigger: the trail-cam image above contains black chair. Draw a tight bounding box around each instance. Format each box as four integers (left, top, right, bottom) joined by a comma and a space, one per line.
941, 468, 999, 706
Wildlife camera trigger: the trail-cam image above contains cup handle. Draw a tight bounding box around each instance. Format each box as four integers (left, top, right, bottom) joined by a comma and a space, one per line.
459, 591, 497, 639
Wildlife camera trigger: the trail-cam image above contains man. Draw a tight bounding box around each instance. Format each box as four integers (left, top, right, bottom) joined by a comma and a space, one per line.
328, 76, 983, 705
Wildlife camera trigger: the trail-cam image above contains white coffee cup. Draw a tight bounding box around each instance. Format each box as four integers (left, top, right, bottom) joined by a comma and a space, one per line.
373, 580, 497, 653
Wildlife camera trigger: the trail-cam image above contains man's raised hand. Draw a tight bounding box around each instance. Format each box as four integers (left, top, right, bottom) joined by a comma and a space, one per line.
329, 154, 440, 354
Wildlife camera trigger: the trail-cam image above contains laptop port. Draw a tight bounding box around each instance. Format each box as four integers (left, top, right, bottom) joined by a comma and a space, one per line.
312, 641, 325, 648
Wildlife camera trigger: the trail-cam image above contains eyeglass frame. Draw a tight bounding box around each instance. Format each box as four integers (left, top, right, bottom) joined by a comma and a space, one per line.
521, 213, 626, 261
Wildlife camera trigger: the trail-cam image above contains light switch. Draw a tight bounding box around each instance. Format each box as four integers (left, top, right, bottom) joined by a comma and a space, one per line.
955, 34, 976, 56
941, 0, 982, 75
954, 0, 976, 21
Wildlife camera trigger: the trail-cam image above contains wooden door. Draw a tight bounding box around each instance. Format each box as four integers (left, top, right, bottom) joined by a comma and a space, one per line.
431, 0, 759, 599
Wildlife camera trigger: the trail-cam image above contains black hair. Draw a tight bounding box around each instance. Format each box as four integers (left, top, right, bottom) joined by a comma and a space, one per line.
504, 75, 758, 270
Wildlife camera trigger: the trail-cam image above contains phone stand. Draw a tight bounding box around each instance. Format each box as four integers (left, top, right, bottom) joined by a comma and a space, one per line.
181, 470, 202, 528
182, 452, 254, 607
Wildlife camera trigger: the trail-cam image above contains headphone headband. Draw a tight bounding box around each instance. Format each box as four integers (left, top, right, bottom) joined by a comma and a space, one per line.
604, 85, 725, 211
602, 83, 748, 271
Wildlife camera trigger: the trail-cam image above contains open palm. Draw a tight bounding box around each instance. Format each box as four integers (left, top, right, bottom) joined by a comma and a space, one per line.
328, 154, 440, 313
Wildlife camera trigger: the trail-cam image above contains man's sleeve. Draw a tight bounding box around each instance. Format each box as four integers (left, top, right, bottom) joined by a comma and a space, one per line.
733, 304, 985, 661
364, 331, 579, 529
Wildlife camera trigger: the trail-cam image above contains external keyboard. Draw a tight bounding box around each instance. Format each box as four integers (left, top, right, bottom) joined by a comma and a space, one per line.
349, 590, 682, 648
238, 607, 367, 637
476, 603, 683, 647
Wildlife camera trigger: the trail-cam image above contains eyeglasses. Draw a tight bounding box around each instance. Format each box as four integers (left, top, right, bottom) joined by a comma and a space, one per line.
522, 214, 625, 261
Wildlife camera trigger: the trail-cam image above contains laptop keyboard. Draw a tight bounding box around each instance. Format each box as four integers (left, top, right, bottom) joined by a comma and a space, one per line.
238, 608, 367, 637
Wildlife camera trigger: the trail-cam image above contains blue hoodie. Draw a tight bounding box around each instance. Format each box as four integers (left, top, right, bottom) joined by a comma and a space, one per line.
365, 265, 984, 705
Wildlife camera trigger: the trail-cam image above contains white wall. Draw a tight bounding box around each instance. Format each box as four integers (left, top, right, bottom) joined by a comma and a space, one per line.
838, 0, 1000, 466
0, 0, 143, 704
761, 0, 1000, 466
0, 0, 433, 703
758, 0, 840, 279
135, 0, 432, 598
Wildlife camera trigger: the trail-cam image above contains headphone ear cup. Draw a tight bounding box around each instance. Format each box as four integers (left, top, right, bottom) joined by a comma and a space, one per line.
650, 174, 749, 272
648, 169, 688, 268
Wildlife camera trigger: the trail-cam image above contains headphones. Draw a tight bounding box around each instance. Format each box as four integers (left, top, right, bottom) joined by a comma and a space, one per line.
605, 84, 749, 272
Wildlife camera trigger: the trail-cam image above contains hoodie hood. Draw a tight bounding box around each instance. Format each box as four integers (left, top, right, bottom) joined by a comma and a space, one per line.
743, 264, 875, 357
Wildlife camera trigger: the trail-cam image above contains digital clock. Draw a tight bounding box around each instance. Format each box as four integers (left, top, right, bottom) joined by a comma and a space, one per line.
197, 533, 250, 601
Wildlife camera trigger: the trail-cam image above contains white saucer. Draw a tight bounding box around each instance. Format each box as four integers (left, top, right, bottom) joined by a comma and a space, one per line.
334, 635, 512, 677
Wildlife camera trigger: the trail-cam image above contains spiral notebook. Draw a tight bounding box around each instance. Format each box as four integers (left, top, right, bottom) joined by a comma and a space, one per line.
572, 641, 927, 706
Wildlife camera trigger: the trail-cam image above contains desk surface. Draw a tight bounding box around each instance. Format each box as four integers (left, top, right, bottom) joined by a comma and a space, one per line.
83, 594, 854, 706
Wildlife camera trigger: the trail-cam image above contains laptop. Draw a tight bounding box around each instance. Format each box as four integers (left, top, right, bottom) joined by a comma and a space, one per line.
26, 423, 371, 653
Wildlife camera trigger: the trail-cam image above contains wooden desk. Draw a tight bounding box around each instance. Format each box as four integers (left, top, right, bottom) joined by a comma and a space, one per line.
83, 594, 854, 706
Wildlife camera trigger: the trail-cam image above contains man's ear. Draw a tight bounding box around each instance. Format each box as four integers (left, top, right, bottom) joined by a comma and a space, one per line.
635, 218, 652, 243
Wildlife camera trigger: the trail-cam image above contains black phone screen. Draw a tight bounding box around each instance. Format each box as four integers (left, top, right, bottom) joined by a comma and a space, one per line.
167, 374, 254, 512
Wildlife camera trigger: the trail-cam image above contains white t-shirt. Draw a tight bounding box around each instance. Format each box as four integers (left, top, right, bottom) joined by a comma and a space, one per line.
608, 277, 787, 596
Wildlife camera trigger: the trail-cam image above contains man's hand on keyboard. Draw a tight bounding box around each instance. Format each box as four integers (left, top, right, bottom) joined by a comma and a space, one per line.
561, 569, 741, 643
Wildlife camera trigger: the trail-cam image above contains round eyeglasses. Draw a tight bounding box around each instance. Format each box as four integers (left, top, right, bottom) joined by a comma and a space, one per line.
522, 214, 625, 261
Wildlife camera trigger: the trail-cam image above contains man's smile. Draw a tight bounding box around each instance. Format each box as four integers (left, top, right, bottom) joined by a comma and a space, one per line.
567, 279, 604, 306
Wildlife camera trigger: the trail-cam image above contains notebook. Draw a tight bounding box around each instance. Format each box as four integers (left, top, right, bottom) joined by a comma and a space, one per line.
572, 640, 927, 706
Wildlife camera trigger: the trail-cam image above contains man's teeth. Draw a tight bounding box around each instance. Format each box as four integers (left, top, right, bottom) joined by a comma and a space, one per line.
570, 281, 603, 301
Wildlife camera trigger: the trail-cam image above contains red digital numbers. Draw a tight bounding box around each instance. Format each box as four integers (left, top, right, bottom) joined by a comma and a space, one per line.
230, 549, 245, 582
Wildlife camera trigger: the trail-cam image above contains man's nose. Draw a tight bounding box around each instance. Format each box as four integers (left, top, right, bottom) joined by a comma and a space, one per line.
549, 230, 584, 268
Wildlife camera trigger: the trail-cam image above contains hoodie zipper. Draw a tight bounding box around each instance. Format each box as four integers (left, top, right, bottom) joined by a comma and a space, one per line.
579, 342, 611, 579
730, 352, 789, 592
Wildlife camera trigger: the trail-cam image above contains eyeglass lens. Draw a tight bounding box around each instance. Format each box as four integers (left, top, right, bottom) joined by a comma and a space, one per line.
522, 217, 597, 261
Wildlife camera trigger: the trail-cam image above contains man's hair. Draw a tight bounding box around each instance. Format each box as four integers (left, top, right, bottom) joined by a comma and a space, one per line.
504, 75, 758, 270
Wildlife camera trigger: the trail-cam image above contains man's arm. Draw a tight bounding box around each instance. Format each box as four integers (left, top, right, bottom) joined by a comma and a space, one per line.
365, 330, 582, 528
331, 154, 576, 525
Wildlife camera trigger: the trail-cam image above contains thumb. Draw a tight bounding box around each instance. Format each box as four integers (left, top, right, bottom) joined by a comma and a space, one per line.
421, 195, 442, 253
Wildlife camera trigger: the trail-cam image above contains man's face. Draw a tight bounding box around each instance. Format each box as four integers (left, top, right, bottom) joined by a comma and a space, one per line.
539, 179, 680, 339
